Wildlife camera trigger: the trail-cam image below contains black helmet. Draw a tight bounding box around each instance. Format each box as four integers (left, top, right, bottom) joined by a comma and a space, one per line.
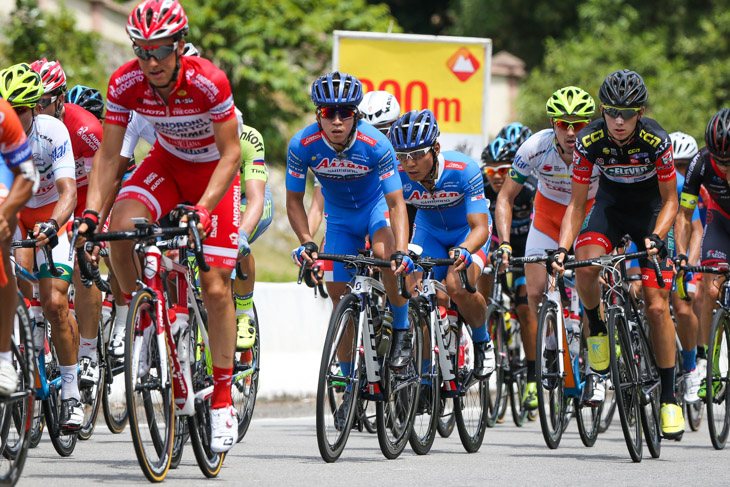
705, 108, 730, 160
598, 69, 648, 107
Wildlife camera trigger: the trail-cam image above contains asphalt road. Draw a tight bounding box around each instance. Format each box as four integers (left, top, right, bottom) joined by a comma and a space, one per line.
16, 399, 729, 486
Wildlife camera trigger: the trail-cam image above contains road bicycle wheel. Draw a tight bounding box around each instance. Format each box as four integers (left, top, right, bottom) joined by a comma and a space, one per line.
484, 305, 507, 428
316, 294, 361, 462
232, 303, 259, 443
598, 376, 617, 433
437, 397, 455, 437
685, 393, 703, 432
170, 415, 188, 470
508, 346, 529, 427
409, 301, 440, 455
125, 290, 174, 482
535, 301, 567, 449
575, 330, 600, 447
454, 323, 488, 453
42, 332, 78, 457
0, 294, 35, 484
79, 321, 106, 440
608, 308, 642, 462
706, 309, 730, 450
28, 402, 43, 448
377, 305, 421, 459
360, 398, 377, 434
634, 316, 661, 457
102, 306, 128, 434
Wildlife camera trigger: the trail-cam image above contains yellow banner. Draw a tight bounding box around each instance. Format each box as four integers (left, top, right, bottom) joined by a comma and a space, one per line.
338, 37, 485, 134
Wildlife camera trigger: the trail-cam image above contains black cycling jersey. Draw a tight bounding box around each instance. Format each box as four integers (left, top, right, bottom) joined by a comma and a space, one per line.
681, 147, 730, 218
483, 175, 536, 254
573, 117, 675, 195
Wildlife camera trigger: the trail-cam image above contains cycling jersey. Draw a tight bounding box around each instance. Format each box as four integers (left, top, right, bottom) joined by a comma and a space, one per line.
26, 115, 76, 208
0, 98, 32, 168
483, 176, 535, 253
120, 111, 157, 159
106, 56, 237, 163
239, 124, 267, 187
680, 148, 730, 218
63, 103, 102, 188
399, 150, 490, 281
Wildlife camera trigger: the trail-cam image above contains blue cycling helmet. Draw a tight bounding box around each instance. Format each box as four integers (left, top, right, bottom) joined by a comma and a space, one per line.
389, 109, 440, 150
67, 85, 104, 120
497, 122, 532, 148
481, 137, 516, 165
311, 71, 363, 107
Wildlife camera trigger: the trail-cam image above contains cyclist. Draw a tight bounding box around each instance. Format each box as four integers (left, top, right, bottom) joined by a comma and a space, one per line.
0, 63, 82, 430
75, 0, 242, 452
667, 131, 703, 402
552, 69, 683, 438
495, 87, 600, 409
497, 122, 532, 149
675, 108, 730, 401
391, 109, 495, 379
286, 72, 414, 371
32, 58, 105, 387
66, 85, 105, 121
0, 94, 39, 395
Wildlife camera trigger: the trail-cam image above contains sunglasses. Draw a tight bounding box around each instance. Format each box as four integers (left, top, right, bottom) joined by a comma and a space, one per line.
553, 118, 589, 132
12, 105, 33, 115
396, 147, 431, 161
133, 42, 178, 61
712, 155, 730, 166
37, 96, 58, 110
483, 164, 511, 176
374, 123, 391, 136
319, 106, 356, 120
602, 105, 641, 119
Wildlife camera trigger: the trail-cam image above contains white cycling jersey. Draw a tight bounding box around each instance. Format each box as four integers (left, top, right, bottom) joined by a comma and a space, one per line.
27, 115, 76, 208
510, 128, 599, 205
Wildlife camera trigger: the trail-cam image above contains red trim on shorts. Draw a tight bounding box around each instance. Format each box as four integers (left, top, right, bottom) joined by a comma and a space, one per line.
575, 232, 613, 253
640, 268, 674, 289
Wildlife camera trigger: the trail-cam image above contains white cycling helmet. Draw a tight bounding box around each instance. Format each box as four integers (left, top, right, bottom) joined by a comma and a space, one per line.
359, 90, 401, 135
670, 131, 699, 161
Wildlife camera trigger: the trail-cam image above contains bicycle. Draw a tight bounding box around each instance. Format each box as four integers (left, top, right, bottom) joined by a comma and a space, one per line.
679, 263, 730, 449
408, 251, 489, 454
83, 208, 231, 481
303, 252, 418, 462
563, 247, 665, 462
519, 254, 600, 449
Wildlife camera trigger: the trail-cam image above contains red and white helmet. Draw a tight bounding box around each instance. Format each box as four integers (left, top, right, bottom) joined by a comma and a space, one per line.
30, 58, 67, 95
127, 0, 188, 41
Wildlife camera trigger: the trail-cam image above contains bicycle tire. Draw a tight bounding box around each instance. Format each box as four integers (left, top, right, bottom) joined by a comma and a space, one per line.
361, 398, 377, 434
436, 398, 455, 437
0, 294, 35, 484
125, 290, 174, 482
608, 308, 642, 462
575, 330, 600, 447
78, 321, 106, 440
43, 334, 78, 457
102, 307, 128, 434
169, 415, 188, 469
377, 305, 421, 459
706, 309, 730, 450
598, 376, 617, 433
28, 402, 43, 448
233, 303, 259, 443
509, 350, 529, 427
535, 301, 567, 449
316, 294, 361, 462
484, 305, 507, 428
636, 316, 661, 456
454, 324, 488, 453
685, 398, 703, 432
409, 301, 440, 455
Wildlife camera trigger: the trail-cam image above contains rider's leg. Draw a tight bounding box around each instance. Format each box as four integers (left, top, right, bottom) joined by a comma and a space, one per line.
107, 199, 150, 297
73, 266, 102, 362
643, 285, 677, 404
40, 277, 80, 399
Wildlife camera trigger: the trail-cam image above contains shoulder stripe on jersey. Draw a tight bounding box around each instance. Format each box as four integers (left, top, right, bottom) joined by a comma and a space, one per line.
301, 132, 323, 147
444, 161, 467, 171
356, 132, 377, 147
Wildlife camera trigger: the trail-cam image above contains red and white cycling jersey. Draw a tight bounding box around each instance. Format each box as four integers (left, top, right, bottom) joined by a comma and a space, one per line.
105, 56, 236, 163
64, 103, 102, 187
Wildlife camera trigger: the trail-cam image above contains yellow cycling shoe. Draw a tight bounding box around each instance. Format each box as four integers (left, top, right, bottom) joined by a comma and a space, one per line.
236, 315, 256, 350
522, 381, 538, 411
661, 402, 685, 440
587, 333, 610, 373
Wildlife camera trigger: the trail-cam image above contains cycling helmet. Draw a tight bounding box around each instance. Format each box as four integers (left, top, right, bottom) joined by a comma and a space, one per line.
497, 122, 532, 148
359, 91, 401, 131
30, 58, 67, 96
0, 63, 43, 108
182, 42, 200, 57
669, 132, 698, 161
311, 72, 363, 108
705, 108, 730, 160
481, 137, 515, 165
546, 86, 596, 118
127, 0, 188, 41
389, 109, 440, 150
67, 85, 105, 120
598, 69, 647, 107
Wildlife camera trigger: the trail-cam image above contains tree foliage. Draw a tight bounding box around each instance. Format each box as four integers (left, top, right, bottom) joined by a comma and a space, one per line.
186, 0, 400, 162
0, 0, 107, 92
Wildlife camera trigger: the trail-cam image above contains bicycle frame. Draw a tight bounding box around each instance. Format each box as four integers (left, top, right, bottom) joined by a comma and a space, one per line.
418, 268, 458, 390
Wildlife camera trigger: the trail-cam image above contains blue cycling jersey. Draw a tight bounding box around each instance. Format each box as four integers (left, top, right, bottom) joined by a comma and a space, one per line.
398, 151, 489, 233
286, 121, 401, 211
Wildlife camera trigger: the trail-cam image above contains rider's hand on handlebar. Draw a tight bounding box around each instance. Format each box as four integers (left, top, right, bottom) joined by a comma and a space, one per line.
291, 241, 318, 267
645, 233, 667, 259
497, 241, 512, 269
390, 250, 414, 275
34, 220, 59, 248
70, 209, 100, 248
449, 246, 472, 273
548, 247, 569, 275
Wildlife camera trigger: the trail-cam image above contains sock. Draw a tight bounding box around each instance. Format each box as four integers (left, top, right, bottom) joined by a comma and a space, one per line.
211, 365, 233, 409
527, 360, 536, 382
585, 306, 607, 336
471, 323, 490, 343
697, 345, 707, 360
681, 348, 697, 372
391, 302, 409, 330
0, 351, 11, 362
113, 305, 129, 339
60, 364, 80, 401
79, 336, 98, 362
339, 361, 354, 392
422, 359, 431, 385
659, 366, 676, 404
122, 293, 133, 306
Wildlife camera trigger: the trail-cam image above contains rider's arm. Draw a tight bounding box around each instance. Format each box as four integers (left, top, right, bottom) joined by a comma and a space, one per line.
307, 184, 324, 236
495, 177, 522, 246
196, 117, 240, 211
86, 123, 128, 213
651, 175, 679, 239
384, 189, 409, 253
286, 190, 314, 245
241, 179, 265, 237
50, 177, 77, 226
674, 205, 694, 258
460, 212, 490, 253
557, 179, 589, 251
239, 126, 268, 237
2, 162, 36, 218
688, 217, 703, 265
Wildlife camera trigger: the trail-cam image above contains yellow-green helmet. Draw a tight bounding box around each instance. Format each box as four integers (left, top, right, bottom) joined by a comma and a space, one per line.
0, 63, 43, 108
546, 86, 595, 118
